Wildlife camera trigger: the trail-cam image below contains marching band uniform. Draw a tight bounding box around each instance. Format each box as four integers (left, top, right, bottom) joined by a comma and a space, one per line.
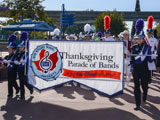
52, 28, 60, 40
103, 35, 114, 41
145, 16, 158, 53
156, 38, 160, 72
145, 37, 158, 54
157, 50, 160, 72
66, 34, 77, 40
131, 19, 154, 110
102, 16, 114, 41
79, 32, 83, 40
83, 24, 92, 40
0, 57, 2, 66
3, 34, 19, 97
121, 30, 132, 56
145, 16, 158, 83
95, 32, 103, 41
121, 30, 132, 81
14, 32, 33, 99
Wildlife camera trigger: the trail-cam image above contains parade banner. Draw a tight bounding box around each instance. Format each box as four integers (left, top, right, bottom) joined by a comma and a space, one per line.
28, 40, 124, 96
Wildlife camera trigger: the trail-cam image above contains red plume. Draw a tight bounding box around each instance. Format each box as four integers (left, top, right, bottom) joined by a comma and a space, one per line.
104, 16, 111, 30
147, 16, 154, 29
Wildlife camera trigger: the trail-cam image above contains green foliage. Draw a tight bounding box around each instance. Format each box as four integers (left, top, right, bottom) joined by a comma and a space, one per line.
65, 24, 85, 35
95, 10, 127, 35
0, 0, 56, 27
154, 22, 160, 37
45, 17, 56, 28
30, 31, 46, 39
131, 21, 136, 36
0, 0, 42, 20
0, 0, 56, 40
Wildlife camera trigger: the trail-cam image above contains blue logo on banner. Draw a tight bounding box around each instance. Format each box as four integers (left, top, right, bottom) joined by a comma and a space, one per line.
31, 44, 62, 81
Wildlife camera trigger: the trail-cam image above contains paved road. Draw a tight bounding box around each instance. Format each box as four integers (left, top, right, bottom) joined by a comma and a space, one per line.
0, 73, 160, 120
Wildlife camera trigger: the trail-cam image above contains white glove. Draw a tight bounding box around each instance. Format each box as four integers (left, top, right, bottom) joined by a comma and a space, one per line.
20, 60, 26, 63
7, 60, 11, 63
3, 60, 11, 63
3, 59, 8, 63
14, 61, 19, 65
151, 54, 157, 60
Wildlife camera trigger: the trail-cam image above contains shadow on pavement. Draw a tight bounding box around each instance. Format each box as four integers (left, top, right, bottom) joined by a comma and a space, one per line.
147, 95, 160, 104
108, 87, 135, 105
54, 85, 96, 101
148, 85, 160, 93
152, 72, 160, 85
0, 78, 7, 83
1, 97, 142, 120
141, 102, 160, 120
54, 85, 76, 99
119, 91, 135, 104
109, 97, 124, 105
152, 84, 160, 90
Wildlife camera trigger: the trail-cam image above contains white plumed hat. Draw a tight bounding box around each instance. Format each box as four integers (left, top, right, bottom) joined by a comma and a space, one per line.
84, 24, 91, 36
84, 24, 91, 33
53, 28, 60, 36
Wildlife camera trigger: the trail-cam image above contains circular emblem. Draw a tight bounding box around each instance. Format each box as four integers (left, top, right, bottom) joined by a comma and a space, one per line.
31, 44, 62, 81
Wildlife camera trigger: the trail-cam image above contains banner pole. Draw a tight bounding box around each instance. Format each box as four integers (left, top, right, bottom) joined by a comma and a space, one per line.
24, 39, 28, 76
125, 40, 130, 85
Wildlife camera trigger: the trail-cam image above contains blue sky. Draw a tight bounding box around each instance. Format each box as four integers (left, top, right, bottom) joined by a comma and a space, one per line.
42, 0, 160, 11
42, 0, 159, 32
0, 0, 159, 11
0, 0, 159, 32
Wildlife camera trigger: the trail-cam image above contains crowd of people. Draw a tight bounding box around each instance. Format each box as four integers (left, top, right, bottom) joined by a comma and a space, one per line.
0, 15, 160, 111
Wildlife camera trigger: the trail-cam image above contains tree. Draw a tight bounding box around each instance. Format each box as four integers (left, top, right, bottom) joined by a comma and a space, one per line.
0, 0, 42, 20
131, 21, 136, 37
0, 0, 57, 40
95, 10, 127, 35
65, 24, 85, 35
0, 0, 56, 27
154, 22, 160, 37
45, 17, 56, 29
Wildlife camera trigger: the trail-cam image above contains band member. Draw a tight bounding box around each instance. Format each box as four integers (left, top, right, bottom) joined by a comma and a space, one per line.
102, 16, 114, 41
79, 32, 83, 40
145, 16, 158, 52
113, 35, 119, 40
83, 24, 92, 40
121, 30, 132, 81
66, 34, 77, 40
95, 32, 103, 41
52, 28, 60, 40
145, 16, 158, 83
156, 34, 160, 73
0, 57, 2, 66
3, 34, 19, 97
122, 30, 132, 53
61, 35, 67, 40
157, 50, 160, 73
131, 19, 154, 110
14, 31, 33, 99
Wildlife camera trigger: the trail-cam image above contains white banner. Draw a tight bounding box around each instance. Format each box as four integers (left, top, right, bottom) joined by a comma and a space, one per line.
28, 40, 124, 96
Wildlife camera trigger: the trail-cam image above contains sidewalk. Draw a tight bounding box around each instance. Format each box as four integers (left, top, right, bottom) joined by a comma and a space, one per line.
0, 73, 160, 120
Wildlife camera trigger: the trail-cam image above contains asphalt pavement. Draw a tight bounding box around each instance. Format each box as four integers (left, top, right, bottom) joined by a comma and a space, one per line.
0, 73, 160, 120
